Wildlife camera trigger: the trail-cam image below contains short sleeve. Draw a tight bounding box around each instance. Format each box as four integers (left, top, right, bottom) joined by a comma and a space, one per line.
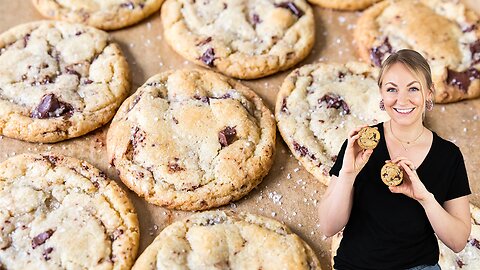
445, 148, 471, 201
329, 139, 348, 177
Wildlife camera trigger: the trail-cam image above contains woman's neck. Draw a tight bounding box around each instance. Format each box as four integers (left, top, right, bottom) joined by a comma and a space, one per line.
388, 120, 425, 143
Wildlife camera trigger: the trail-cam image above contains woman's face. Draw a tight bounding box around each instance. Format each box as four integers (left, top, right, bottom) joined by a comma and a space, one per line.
380, 63, 431, 126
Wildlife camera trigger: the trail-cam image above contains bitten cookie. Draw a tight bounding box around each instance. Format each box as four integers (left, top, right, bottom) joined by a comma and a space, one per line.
161, 0, 315, 79
354, 0, 480, 103
107, 69, 276, 211
0, 21, 130, 143
439, 203, 480, 269
357, 126, 380, 150
275, 62, 389, 186
307, 0, 381, 11
0, 153, 139, 270
380, 162, 403, 186
132, 210, 321, 269
32, 0, 164, 30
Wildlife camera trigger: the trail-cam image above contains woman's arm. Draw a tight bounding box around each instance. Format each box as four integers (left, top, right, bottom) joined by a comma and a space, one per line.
318, 126, 373, 237
420, 195, 470, 253
390, 159, 471, 253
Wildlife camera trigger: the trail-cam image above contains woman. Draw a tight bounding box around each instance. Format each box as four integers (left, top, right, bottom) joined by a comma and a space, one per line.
318, 49, 471, 269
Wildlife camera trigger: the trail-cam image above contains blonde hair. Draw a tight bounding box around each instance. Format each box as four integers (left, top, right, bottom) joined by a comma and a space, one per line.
378, 49, 434, 98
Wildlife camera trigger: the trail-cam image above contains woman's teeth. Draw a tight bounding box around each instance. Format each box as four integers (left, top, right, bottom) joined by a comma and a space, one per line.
394, 108, 415, 114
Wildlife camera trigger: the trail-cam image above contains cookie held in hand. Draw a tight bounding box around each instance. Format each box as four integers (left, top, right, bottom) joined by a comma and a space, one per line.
381, 162, 403, 186
357, 126, 380, 150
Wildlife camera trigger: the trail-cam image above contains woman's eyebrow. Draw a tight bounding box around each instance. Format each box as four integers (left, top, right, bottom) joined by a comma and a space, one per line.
407, 81, 420, 86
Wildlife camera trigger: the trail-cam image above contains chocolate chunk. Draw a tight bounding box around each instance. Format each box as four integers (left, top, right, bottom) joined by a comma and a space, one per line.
252, 13, 261, 25
463, 24, 477, 33
196, 37, 212, 46
293, 141, 316, 160
120, 1, 135, 9
471, 238, 480, 249
446, 67, 480, 92
456, 259, 465, 268
370, 38, 393, 67
43, 247, 53, 260
200, 48, 215, 67
75, 31, 83, 36
65, 66, 81, 78
338, 72, 345, 82
31, 94, 74, 119
281, 98, 289, 114
194, 95, 210, 104
127, 95, 141, 113
83, 79, 93, 84
168, 158, 184, 173
319, 94, 350, 115
23, 34, 31, 48
275, 2, 304, 17
223, 3, 227, 9
131, 126, 146, 148
332, 155, 337, 162
471, 40, 480, 65
111, 229, 124, 241
172, 117, 179, 124
218, 126, 237, 147
32, 229, 54, 248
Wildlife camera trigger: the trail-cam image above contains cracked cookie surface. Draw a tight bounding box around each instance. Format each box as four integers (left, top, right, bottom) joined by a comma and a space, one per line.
275, 62, 389, 186
0, 21, 130, 143
132, 210, 321, 269
161, 0, 315, 79
439, 203, 480, 269
354, 0, 480, 103
32, 0, 164, 30
0, 153, 139, 270
107, 69, 276, 210
357, 126, 380, 150
380, 162, 403, 187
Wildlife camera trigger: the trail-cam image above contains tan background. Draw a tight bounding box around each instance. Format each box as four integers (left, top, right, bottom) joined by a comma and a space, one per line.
0, 1, 479, 268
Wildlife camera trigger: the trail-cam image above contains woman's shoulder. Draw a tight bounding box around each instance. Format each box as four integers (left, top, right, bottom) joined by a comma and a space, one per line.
432, 131, 463, 158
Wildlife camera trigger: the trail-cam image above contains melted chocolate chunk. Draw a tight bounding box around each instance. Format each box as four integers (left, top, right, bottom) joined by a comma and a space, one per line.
252, 13, 261, 25
65, 66, 81, 78
446, 67, 480, 92
120, 1, 135, 9
194, 95, 210, 104
23, 34, 31, 48
471, 238, 480, 249
456, 259, 465, 268
218, 126, 237, 147
463, 24, 477, 33
200, 48, 215, 67
83, 79, 93, 84
319, 94, 350, 115
43, 247, 53, 261
111, 229, 124, 241
471, 40, 480, 65
370, 38, 393, 67
31, 94, 74, 119
131, 126, 146, 148
196, 37, 212, 46
275, 2, 304, 17
168, 158, 184, 173
281, 97, 289, 114
338, 72, 345, 82
293, 141, 316, 160
32, 230, 54, 248
172, 117, 179, 124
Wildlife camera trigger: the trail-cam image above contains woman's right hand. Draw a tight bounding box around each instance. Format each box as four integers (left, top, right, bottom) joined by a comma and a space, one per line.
340, 125, 374, 177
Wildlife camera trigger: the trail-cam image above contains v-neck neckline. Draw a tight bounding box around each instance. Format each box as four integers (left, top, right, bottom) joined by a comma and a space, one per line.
378, 122, 435, 173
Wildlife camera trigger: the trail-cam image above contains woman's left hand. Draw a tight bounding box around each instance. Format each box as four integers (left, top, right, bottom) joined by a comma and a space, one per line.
387, 157, 432, 202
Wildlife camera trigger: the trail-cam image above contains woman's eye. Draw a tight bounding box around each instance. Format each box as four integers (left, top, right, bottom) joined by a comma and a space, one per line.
409, 87, 420, 92
386, 88, 397, 92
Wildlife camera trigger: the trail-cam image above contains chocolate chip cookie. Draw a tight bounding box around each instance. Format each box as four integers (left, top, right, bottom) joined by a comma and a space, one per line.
275, 62, 389, 186
380, 162, 403, 187
307, 0, 381, 11
0, 21, 130, 143
439, 203, 480, 269
107, 69, 276, 211
0, 153, 139, 269
161, 0, 315, 79
354, 0, 480, 103
32, 0, 164, 30
132, 210, 321, 269
357, 126, 380, 150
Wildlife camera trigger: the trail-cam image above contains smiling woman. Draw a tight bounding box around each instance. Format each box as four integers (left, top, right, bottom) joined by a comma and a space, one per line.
318, 49, 472, 269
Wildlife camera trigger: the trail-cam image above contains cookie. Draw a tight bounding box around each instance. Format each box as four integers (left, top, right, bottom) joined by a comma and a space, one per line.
307, 0, 381, 11
132, 210, 321, 269
32, 0, 164, 30
380, 162, 403, 187
0, 153, 139, 269
107, 69, 276, 211
439, 203, 480, 269
354, 0, 480, 103
161, 0, 315, 79
0, 21, 130, 143
357, 126, 380, 150
275, 62, 389, 186
330, 230, 343, 267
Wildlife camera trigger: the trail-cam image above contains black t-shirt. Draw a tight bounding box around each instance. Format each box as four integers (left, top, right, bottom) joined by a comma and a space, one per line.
329, 122, 471, 270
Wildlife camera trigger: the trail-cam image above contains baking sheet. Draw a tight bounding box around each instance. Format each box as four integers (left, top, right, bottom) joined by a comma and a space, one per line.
0, 1, 479, 268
